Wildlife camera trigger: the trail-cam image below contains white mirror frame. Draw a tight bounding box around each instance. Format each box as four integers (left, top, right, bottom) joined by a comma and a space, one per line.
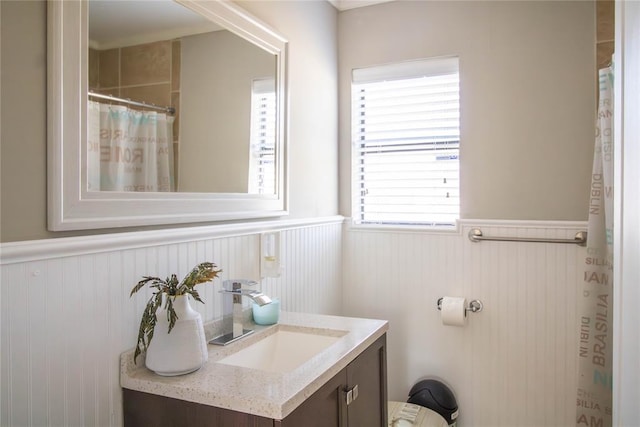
47, 0, 288, 231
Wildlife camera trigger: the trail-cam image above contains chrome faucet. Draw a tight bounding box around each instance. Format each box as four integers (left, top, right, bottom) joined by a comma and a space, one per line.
210, 279, 272, 346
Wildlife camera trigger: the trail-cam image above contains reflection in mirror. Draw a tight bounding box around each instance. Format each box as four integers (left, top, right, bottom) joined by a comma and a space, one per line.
87, 0, 277, 194
47, 0, 288, 230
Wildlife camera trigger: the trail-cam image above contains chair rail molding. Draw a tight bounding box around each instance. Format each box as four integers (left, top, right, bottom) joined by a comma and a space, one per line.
0, 216, 345, 265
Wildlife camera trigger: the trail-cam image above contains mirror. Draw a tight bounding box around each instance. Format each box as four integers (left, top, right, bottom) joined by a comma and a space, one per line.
47, 0, 288, 230
87, 1, 277, 194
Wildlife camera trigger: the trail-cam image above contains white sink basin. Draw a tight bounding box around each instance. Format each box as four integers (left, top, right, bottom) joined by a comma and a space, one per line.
217, 328, 347, 373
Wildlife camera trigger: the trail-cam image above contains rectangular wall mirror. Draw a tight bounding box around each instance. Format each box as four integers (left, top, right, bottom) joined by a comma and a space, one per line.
48, 0, 288, 231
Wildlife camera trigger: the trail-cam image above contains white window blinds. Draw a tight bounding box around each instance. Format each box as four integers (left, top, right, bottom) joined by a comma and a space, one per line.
351, 57, 460, 227
249, 78, 276, 195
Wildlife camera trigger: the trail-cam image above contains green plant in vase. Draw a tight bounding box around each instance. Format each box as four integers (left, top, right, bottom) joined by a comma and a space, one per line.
130, 261, 222, 363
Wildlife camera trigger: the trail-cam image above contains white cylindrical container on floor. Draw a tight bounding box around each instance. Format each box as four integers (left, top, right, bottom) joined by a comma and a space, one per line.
145, 294, 208, 376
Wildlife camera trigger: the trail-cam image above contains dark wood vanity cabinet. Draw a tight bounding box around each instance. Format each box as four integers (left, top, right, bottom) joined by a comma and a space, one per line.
123, 334, 387, 427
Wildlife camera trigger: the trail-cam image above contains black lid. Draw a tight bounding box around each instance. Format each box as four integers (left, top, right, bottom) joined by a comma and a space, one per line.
407, 379, 458, 423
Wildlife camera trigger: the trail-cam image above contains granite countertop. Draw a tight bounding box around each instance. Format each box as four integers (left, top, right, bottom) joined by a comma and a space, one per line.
120, 311, 388, 420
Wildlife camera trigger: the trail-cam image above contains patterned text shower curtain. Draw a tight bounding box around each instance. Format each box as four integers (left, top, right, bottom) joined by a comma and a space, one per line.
88, 101, 174, 192
576, 66, 613, 427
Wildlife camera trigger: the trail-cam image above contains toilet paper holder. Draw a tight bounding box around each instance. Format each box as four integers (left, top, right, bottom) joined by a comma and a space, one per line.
437, 298, 484, 314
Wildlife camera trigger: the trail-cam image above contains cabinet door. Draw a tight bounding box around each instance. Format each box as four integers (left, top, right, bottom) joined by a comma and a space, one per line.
345, 334, 387, 427
277, 367, 348, 427
279, 333, 388, 427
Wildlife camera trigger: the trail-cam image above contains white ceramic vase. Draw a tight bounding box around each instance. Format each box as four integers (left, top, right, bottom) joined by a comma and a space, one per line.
145, 294, 208, 376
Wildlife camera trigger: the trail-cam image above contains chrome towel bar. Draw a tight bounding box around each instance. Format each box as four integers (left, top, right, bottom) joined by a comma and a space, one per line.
468, 228, 587, 246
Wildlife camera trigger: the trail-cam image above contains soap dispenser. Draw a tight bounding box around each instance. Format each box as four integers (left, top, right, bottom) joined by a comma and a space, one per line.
260, 231, 281, 278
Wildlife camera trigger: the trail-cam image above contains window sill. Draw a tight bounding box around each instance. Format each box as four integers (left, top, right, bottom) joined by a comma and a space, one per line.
345, 218, 461, 235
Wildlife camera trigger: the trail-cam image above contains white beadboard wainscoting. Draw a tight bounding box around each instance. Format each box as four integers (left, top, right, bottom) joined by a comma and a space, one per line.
343, 220, 587, 427
2, 217, 589, 426
0, 217, 343, 427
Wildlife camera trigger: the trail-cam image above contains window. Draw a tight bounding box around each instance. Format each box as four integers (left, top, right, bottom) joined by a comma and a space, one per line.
351, 57, 460, 227
249, 78, 276, 195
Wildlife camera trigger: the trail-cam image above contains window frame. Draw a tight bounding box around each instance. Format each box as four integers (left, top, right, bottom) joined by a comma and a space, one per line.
350, 57, 461, 231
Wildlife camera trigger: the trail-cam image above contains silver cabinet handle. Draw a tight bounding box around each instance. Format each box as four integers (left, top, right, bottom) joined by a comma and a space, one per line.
345, 385, 359, 405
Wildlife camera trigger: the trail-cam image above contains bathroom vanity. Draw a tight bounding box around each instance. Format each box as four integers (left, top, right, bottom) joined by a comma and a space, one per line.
120, 312, 388, 426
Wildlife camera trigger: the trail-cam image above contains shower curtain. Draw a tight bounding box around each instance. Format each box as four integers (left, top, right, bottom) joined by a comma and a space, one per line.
576, 66, 614, 427
88, 101, 175, 192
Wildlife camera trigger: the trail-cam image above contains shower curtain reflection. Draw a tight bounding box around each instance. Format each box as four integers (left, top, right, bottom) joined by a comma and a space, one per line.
88, 101, 175, 192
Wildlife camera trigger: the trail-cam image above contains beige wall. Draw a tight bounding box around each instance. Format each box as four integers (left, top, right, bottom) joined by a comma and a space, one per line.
179, 30, 274, 193
1, 0, 595, 241
0, 1, 47, 242
338, 0, 596, 221
0, 0, 339, 242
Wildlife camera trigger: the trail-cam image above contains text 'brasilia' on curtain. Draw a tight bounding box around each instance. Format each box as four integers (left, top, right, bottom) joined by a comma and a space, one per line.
576, 65, 614, 427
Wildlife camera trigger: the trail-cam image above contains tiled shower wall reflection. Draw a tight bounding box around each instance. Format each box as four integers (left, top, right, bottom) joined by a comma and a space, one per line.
88, 39, 181, 141
596, 0, 614, 70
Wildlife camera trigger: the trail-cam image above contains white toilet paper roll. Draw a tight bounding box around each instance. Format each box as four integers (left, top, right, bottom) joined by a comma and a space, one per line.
441, 296, 467, 326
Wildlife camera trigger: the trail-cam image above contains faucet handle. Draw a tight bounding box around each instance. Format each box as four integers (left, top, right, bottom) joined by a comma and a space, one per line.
222, 279, 259, 291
